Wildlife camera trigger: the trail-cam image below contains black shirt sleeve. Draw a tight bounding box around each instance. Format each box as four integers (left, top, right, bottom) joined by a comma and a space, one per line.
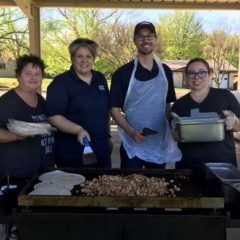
163, 64, 176, 103
110, 61, 134, 109
171, 94, 190, 117
225, 90, 240, 117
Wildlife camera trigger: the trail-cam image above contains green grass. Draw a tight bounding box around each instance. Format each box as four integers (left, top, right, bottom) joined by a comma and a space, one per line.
175, 87, 190, 98
0, 78, 52, 92
0, 78, 18, 89
175, 87, 190, 94
0, 78, 190, 97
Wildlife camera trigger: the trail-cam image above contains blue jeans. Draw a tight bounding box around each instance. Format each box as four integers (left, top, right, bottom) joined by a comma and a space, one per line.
120, 144, 166, 169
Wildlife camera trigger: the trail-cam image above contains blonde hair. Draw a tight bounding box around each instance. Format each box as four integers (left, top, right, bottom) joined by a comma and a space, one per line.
68, 38, 98, 60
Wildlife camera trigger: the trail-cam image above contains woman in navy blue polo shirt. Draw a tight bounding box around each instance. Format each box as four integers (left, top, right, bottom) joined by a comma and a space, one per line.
46, 38, 112, 168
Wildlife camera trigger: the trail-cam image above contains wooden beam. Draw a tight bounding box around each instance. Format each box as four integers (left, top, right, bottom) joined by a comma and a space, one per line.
238, 37, 240, 90
13, 0, 33, 18
0, 0, 240, 10
33, 0, 240, 10
29, 4, 40, 56
0, 0, 16, 6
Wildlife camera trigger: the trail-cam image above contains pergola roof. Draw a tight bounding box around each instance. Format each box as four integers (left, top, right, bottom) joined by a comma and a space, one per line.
1, 0, 240, 10
0, 0, 239, 60
0, 0, 239, 87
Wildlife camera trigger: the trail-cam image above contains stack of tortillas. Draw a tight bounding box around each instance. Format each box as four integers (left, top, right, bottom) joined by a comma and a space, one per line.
7, 119, 56, 136
28, 170, 86, 195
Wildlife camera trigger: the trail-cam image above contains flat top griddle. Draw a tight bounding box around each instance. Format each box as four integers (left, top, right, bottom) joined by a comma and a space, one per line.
18, 168, 224, 209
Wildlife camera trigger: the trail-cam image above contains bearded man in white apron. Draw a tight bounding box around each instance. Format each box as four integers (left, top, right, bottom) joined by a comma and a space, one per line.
110, 21, 181, 169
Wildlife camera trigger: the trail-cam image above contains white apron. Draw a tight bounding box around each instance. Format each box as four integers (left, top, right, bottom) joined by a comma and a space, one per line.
118, 56, 182, 164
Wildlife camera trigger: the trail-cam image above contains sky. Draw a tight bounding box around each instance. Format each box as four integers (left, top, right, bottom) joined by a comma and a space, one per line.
40, 8, 240, 35
125, 9, 240, 34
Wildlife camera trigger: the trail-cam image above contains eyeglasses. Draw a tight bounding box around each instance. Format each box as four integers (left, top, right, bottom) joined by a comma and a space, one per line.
135, 34, 156, 42
186, 70, 208, 79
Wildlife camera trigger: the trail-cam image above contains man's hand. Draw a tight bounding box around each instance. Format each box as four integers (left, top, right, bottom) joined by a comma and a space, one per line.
130, 129, 145, 143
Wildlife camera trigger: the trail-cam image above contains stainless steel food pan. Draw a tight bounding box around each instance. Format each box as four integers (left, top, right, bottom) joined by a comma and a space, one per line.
176, 118, 225, 142
230, 183, 240, 192
205, 163, 240, 183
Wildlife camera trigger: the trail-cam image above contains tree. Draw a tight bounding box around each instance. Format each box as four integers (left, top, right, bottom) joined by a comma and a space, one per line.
41, 8, 121, 77
225, 35, 239, 69
156, 11, 204, 60
204, 30, 238, 88
0, 8, 28, 60
96, 17, 136, 75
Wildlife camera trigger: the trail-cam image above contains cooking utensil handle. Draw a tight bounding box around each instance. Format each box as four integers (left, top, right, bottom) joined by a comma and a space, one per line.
83, 137, 89, 146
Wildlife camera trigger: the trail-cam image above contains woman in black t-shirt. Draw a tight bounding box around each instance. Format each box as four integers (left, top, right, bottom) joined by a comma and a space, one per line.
0, 54, 55, 178
171, 58, 240, 170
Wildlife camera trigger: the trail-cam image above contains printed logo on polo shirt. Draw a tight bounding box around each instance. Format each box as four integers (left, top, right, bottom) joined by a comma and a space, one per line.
99, 85, 105, 91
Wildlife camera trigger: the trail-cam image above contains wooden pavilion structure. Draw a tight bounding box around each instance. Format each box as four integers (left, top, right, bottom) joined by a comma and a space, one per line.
0, 0, 239, 56
0, 0, 240, 85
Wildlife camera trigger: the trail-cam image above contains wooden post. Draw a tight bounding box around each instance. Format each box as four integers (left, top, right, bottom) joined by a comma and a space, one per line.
13, 0, 33, 19
13, 1, 41, 93
238, 37, 240, 90
28, 4, 41, 93
13, 0, 40, 56
29, 4, 40, 56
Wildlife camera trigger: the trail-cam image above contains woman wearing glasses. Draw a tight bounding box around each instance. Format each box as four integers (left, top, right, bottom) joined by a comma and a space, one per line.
46, 38, 112, 168
171, 58, 240, 170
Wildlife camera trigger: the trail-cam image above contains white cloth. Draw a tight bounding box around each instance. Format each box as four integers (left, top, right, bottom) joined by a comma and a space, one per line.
118, 55, 181, 164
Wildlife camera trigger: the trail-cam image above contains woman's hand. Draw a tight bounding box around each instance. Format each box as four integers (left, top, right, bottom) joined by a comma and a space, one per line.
15, 134, 26, 141
76, 127, 91, 145
223, 110, 238, 130
0, 128, 26, 143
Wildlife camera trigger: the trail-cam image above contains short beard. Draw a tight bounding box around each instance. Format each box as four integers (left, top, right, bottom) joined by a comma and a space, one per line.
138, 49, 154, 56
